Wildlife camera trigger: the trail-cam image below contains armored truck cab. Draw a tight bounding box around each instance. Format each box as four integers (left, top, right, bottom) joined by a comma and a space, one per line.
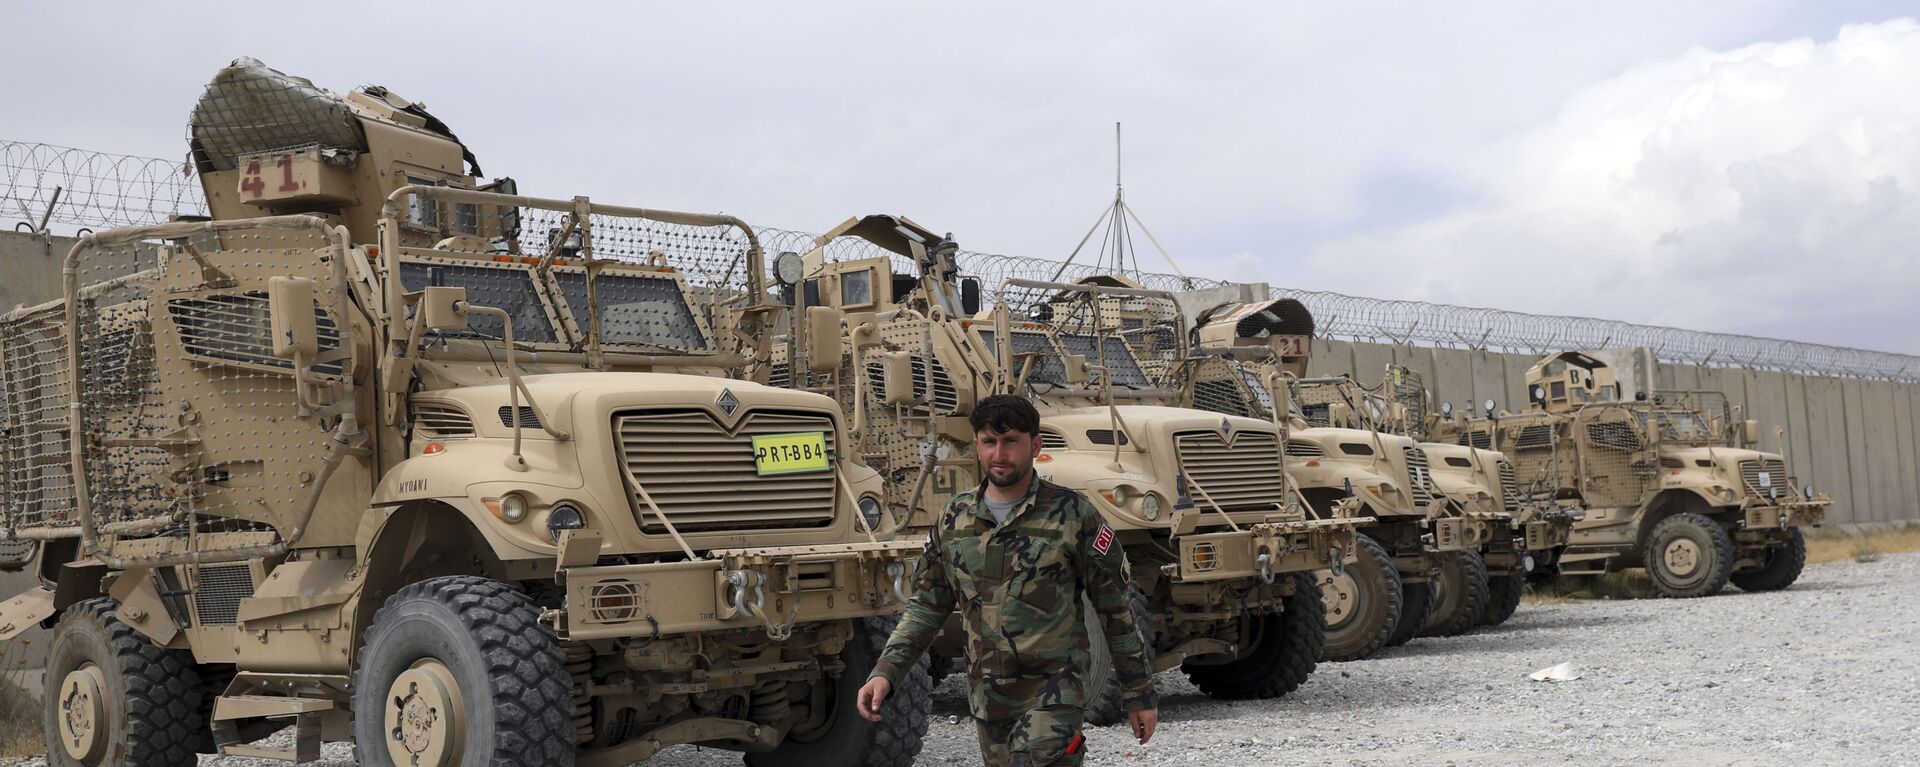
0, 59, 930, 767
779, 215, 1363, 724
1452, 351, 1828, 598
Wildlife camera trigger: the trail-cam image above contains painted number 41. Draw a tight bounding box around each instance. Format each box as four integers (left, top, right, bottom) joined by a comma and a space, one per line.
240, 154, 303, 199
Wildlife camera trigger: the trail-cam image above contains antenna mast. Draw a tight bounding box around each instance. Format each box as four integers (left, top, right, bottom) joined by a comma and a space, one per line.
1053, 122, 1190, 283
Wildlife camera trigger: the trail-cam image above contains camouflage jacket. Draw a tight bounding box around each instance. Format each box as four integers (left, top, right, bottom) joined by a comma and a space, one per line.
869, 474, 1158, 721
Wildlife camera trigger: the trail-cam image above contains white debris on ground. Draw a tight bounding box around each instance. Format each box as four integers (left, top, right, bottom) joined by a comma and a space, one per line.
7, 552, 1916, 766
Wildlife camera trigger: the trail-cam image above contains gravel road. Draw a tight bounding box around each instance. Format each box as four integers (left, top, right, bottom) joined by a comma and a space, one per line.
12, 552, 1916, 766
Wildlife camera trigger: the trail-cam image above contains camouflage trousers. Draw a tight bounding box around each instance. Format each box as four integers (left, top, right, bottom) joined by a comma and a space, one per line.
974, 706, 1084, 767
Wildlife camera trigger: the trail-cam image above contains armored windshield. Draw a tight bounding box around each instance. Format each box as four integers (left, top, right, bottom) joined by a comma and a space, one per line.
1638, 410, 1709, 443
1057, 334, 1151, 388
552, 270, 708, 351
974, 329, 1068, 386
399, 261, 560, 344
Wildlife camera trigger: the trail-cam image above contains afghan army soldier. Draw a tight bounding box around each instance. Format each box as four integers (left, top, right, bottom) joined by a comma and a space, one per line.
858, 394, 1159, 766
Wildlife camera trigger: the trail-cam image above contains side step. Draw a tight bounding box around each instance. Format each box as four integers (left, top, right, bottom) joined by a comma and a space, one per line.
211, 673, 350, 764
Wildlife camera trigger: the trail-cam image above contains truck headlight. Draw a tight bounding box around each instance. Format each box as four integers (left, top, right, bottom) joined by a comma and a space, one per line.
857, 495, 886, 532
547, 504, 585, 541
486, 492, 529, 523
1141, 492, 1162, 521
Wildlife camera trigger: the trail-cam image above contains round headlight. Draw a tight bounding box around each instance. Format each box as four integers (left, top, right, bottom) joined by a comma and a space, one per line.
1140, 492, 1162, 521
546, 504, 585, 541
499, 493, 529, 523
1802, 483, 1815, 498
1111, 485, 1134, 505
857, 495, 886, 532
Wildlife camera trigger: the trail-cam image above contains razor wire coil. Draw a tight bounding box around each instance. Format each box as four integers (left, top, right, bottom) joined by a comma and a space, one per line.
5, 141, 1917, 383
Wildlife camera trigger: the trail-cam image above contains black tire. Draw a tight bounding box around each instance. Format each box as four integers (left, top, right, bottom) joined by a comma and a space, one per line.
1420, 549, 1491, 637
1083, 586, 1155, 727
1383, 579, 1434, 648
1644, 512, 1734, 598
1182, 574, 1324, 700
1483, 570, 1524, 626
43, 598, 203, 767
1731, 528, 1807, 593
1320, 534, 1403, 662
748, 615, 930, 767
351, 576, 575, 767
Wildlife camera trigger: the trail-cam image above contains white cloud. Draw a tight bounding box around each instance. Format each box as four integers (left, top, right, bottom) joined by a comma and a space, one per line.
1302, 19, 1920, 353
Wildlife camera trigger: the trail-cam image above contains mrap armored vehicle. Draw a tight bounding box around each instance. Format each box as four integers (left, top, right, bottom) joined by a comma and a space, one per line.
1447, 351, 1827, 598
1181, 304, 1503, 661
0, 59, 930, 767
774, 215, 1364, 725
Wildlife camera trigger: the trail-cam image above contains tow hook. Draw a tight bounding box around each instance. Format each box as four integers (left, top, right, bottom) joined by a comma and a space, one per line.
1255, 552, 1275, 585
1329, 545, 1346, 578
887, 561, 912, 605
727, 570, 766, 618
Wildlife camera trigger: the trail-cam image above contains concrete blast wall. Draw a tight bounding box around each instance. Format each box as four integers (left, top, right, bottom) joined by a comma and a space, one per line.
1307, 339, 1920, 530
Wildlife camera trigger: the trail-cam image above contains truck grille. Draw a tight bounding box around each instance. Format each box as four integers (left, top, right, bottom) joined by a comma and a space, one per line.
410, 402, 475, 439
1173, 430, 1286, 513
1739, 459, 1788, 503
615, 409, 838, 533
1497, 459, 1521, 514
1402, 446, 1435, 506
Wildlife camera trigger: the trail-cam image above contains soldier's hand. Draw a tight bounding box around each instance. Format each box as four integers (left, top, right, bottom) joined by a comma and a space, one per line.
1129, 708, 1158, 744
856, 677, 891, 722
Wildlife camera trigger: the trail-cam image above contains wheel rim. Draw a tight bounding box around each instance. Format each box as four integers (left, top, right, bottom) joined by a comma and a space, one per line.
385, 660, 467, 767
1319, 568, 1363, 630
1663, 539, 1701, 578
57, 664, 108, 762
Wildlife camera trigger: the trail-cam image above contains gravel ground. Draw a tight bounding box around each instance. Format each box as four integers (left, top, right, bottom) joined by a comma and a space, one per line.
11, 553, 1917, 766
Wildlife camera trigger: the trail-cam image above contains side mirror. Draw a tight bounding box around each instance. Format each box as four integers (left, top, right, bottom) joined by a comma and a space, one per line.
1063, 354, 1088, 385
805, 306, 845, 374
1743, 419, 1760, 445
267, 276, 319, 359
960, 277, 982, 316
880, 351, 916, 406
422, 285, 472, 331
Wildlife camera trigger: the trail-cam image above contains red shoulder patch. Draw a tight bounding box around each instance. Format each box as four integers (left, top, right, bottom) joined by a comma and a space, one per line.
1092, 525, 1115, 555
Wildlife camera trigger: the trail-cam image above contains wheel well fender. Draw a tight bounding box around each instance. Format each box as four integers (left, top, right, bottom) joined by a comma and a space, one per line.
1636, 490, 1717, 553
349, 502, 509, 658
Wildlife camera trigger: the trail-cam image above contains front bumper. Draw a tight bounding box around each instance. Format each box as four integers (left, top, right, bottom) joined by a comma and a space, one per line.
1742, 498, 1828, 531
1165, 516, 1370, 583
548, 539, 923, 641
1432, 510, 1511, 552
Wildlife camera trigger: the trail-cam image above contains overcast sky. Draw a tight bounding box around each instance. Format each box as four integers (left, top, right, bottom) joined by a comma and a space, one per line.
7, 2, 1917, 353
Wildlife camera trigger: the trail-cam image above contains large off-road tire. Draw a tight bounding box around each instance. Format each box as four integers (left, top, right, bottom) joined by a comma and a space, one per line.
1182, 574, 1324, 700
1420, 549, 1491, 638
351, 576, 575, 767
43, 598, 203, 767
1083, 586, 1155, 726
1731, 528, 1807, 593
1383, 579, 1434, 648
1483, 570, 1524, 626
1644, 512, 1734, 598
748, 615, 931, 767
1319, 534, 1403, 662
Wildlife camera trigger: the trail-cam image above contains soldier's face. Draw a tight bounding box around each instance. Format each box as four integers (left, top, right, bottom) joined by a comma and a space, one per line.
975, 427, 1037, 487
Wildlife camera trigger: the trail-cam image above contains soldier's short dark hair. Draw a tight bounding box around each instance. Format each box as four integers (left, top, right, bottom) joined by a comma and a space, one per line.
971, 394, 1040, 436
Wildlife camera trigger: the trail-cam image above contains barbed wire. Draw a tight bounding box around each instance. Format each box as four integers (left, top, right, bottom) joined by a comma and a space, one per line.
0, 141, 205, 231
4, 141, 1915, 383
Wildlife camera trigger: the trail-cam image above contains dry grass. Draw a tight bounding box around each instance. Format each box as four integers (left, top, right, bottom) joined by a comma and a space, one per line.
0, 640, 38, 759
1523, 570, 1659, 603
1806, 526, 1920, 565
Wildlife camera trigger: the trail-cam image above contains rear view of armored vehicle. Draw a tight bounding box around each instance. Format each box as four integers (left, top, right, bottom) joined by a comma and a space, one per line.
1457, 351, 1828, 598
0, 59, 931, 766
779, 215, 1363, 724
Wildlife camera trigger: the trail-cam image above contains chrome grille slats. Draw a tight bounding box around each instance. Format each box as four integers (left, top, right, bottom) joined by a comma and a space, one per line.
616, 409, 838, 533
1173, 429, 1286, 512
1739, 458, 1788, 503
1402, 445, 1435, 506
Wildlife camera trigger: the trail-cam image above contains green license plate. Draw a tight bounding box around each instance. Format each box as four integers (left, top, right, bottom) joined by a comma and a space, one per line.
752, 431, 831, 476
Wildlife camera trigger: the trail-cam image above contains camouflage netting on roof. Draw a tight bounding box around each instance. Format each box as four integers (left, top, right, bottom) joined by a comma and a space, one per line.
188, 57, 364, 172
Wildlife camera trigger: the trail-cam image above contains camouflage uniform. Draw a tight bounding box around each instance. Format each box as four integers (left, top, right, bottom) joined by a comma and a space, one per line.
870, 474, 1157, 766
